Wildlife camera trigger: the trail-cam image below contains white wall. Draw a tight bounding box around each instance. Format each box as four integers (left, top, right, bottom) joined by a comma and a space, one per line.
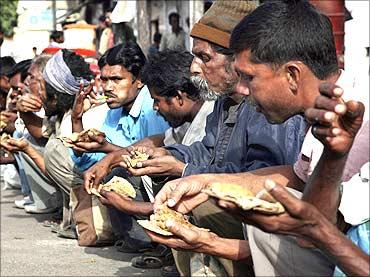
344, 1, 369, 119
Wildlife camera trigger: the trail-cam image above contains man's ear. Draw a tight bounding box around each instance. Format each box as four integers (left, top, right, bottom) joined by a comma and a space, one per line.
176, 90, 185, 106
135, 79, 144, 89
283, 62, 302, 93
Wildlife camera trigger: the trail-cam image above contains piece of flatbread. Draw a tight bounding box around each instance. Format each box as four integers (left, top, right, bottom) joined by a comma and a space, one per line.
58, 128, 105, 148
90, 176, 136, 199
0, 133, 11, 143
124, 150, 150, 168
137, 219, 173, 236
202, 183, 285, 215
137, 204, 209, 236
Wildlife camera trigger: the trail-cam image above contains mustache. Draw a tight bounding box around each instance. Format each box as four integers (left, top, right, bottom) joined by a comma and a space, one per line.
190, 76, 222, 101
103, 92, 116, 98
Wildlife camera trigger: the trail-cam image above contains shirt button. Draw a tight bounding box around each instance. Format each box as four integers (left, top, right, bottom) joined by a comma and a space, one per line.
132, 137, 135, 140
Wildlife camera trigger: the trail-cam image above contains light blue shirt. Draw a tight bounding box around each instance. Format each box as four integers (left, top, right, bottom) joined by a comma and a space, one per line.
71, 86, 170, 171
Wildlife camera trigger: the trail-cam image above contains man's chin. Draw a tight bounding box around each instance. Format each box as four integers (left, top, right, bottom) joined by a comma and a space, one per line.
107, 103, 121, 109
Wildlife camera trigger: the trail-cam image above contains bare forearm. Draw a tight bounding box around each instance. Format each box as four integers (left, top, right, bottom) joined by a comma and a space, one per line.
204, 237, 250, 261
302, 150, 348, 223
310, 219, 369, 276
20, 112, 43, 139
24, 146, 47, 175
71, 118, 83, 133
198, 165, 304, 196
116, 201, 153, 216
103, 135, 166, 168
132, 134, 165, 148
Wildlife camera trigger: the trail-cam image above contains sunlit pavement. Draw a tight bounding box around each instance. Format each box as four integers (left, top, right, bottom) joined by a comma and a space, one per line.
1, 188, 160, 276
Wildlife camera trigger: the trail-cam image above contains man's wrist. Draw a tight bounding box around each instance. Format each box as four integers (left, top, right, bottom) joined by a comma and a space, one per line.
174, 160, 185, 177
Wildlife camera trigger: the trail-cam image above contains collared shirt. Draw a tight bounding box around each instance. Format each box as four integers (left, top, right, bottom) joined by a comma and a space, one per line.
143, 101, 215, 202
163, 101, 215, 146
159, 28, 188, 51
167, 96, 306, 176
71, 86, 170, 171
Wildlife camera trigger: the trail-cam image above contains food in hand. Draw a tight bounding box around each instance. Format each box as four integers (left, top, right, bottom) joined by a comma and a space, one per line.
202, 182, 285, 214
0, 133, 11, 143
90, 176, 136, 199
123, 150, 150, 167
0, 113, 8, 130
137, 204, 209, 236
59, 128, 105, 147
96, 95, 108, 103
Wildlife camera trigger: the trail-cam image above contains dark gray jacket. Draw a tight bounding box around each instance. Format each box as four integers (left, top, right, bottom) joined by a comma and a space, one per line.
166, 96, 307, 176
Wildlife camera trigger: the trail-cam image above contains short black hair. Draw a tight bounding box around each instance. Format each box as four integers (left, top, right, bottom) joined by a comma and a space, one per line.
142, 50, 200, 101
230, 0, 338, 80
0, 56, 16, 76
50, 30, 64, 41
153, 32, 162, 43
7, 59, 32, 81
98, 41, 146, 80
168, 12, 180, 23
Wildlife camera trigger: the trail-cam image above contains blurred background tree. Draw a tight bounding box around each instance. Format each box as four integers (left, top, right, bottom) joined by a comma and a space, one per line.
0, 0, 19, 36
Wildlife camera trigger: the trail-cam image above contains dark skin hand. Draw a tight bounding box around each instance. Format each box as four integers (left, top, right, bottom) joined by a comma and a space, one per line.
144, 216, 250, 261
71, 80, 97, 133
120, 145, 184, 177
16, 94, 42, 113
302, 83, 365, 223
83, 148, 129, 194
1, 110, 17, 133
305, 83, 364, 158
99, 189, 153, 216
217, 180, 322, 238
121, 154, 185, 177
217, 180, 370, 277
83, 136, 166, 194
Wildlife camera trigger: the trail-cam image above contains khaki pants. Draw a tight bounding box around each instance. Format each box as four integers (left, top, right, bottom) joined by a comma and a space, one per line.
44, 138, 83, 230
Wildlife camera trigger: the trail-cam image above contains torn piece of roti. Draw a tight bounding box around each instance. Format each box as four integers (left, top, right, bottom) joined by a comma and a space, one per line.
202, 183, 285, 214
138, 204, 209, 236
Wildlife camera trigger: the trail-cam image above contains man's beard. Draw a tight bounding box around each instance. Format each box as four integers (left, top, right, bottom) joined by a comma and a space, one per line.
190, 75, 223, 101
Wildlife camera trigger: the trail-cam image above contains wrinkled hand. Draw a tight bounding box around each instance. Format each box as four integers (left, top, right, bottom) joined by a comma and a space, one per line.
305, 83, 365, 157
99, 189, 133, 210
83, 154, 114, 193
121, 154, 185, 177
218, 180, 323, 243
154, 174, 211, 214
145, 219, 218, 252
1, 111, 17, 124
16, 94, 42, 113
1, 138, 30, 153
72, 80, 94, 120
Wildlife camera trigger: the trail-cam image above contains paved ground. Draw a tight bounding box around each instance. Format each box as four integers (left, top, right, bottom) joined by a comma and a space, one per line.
1, 188, 161, 276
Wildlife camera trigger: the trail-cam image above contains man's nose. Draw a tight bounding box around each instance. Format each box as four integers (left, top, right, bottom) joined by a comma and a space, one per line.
235, 80, 250, 96
190, 57, 202, 76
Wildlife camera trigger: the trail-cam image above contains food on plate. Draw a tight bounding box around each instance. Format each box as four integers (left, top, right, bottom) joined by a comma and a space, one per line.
90, 176, 136, 199
202, 182, 285, 214
137, 204, 209, 236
